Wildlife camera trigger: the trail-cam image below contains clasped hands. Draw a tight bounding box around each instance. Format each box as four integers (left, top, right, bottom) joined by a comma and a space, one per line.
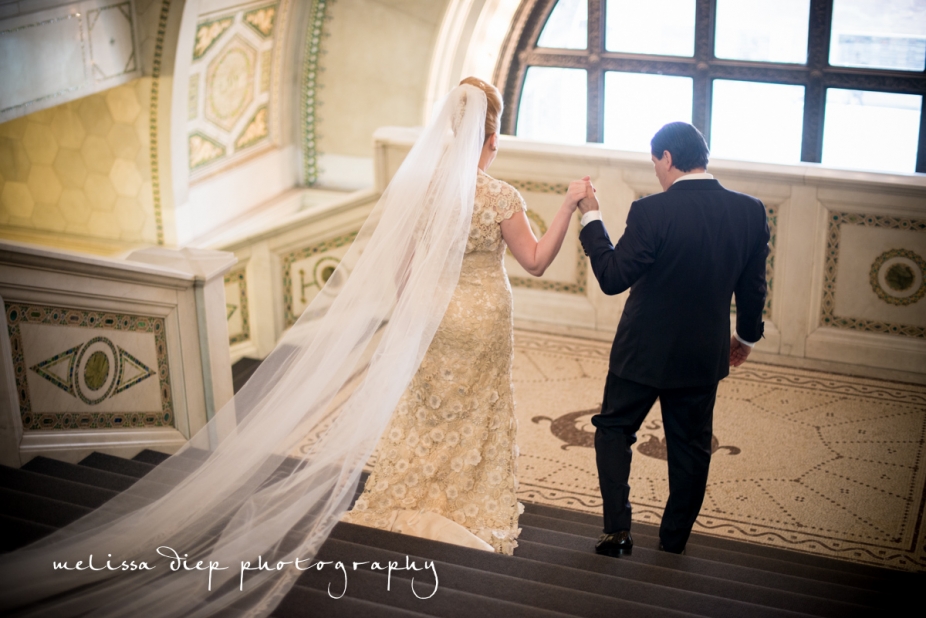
563, 176, 600, 215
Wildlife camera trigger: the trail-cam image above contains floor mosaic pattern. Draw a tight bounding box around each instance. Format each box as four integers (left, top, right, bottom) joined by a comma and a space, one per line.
512, 331, 926, 571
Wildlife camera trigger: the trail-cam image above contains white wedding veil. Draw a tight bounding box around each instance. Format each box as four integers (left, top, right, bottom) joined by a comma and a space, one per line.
0, 84, 487, 617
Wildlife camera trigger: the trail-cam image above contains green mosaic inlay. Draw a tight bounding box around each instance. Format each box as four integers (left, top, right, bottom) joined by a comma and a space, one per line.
225, 267, 251, 345
821, 213, 926, 339
301, 0, 331, 186
8, 304, 174, 431
282, 230, 357, 326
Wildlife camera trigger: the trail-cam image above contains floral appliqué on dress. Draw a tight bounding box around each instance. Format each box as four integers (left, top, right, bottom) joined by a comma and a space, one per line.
343, 170, 526, 554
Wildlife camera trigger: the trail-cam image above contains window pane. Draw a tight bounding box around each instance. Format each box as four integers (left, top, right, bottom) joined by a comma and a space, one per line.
517, 67, 588, 144
714, 0, 810, 64
537, 0, 587, 49
830, 0, 926, 71
710, 80, 805, 165
606, 0, 695, 57
603, 72, 693, 152
822, 89, 922, 174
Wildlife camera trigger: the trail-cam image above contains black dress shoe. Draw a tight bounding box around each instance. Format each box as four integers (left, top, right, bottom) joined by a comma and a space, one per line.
596, 531, 633, 556
658, 542, 686, 555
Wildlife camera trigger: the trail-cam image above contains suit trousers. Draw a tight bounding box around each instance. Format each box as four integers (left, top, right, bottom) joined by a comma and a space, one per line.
592, 371, 718, 552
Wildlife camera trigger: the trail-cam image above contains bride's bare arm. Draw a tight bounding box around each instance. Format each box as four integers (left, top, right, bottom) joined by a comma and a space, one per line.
501, 177, 589, 277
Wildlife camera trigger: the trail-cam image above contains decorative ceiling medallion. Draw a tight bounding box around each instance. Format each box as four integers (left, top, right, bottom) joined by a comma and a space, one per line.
30, 336, 155, 406
205, 35, 257, 131
869, 248, 926, 306
235, 105, 269, 150
244, 3, 278, 38
189, 132, 226, 170
193, 16, 234, 60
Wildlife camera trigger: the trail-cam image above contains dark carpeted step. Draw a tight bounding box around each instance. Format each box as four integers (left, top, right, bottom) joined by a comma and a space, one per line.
78, 452, 156, 479
22, 457, 137, 492
0, 465, 117, 509
0, 488, 91, 529
522, 502, 912, 583
232, 357, 262, 394
131, 449, 172, 466
271, 585, 433, 618
0, 514, 56, 551
329, 522, 860, 618
514, 537, 873, 618
519, 512, 884, 594
295, 552, 620, 618
517, 523, 880, 609
315, 535, 790, 618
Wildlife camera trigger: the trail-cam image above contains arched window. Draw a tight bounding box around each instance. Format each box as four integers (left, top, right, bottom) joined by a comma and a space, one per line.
495, 0, 926, 174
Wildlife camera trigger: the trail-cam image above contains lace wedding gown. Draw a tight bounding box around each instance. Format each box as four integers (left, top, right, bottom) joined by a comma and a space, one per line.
342, 169, 525, 554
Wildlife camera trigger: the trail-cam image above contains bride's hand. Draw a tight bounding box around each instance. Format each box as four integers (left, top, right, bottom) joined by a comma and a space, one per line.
564, 176, 592, 212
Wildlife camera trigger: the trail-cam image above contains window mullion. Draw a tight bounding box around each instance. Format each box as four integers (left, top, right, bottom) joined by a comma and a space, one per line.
801, 0, 833, 162
587, 0, 604, 142
692, 0, 715, 141
917, 104, 926, 174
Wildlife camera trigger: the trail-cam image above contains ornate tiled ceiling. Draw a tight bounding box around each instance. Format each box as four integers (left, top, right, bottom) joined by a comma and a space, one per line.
186, 2, 287, 178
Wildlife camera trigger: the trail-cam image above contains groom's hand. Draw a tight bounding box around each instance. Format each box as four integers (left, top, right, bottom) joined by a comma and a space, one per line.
729, 336, 751, 367
577, 182, 599, 215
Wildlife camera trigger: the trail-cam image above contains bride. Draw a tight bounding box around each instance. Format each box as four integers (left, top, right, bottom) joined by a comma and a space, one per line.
342, 77, 588, 553
0, 78, 587, 616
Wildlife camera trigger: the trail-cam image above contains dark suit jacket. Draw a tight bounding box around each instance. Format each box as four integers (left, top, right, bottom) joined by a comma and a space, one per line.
579, 178, 769, 389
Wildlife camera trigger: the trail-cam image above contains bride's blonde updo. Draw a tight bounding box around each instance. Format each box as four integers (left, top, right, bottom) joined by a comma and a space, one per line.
459, 77, 503, 141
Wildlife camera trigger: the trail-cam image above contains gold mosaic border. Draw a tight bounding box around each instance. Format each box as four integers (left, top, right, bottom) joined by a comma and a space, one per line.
822, 212, 926, 339
225, 267, 250, 345
149, 0, 171, 246
281, 231, 357, 327
300, 0, 331, 186
6, 303, 175, 431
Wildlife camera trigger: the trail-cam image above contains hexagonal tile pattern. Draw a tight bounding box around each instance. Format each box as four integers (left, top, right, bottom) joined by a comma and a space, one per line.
84, 173, 117, 211
1, 182, 35, 218
53, 149, 88, 188
78, 96, 114, 136
50, 108, 87, 149
27, 165, 63, 204
107, 124, 141, 159
0, 138, 31, 182
22, 123, 58, 164
106, 86, 142, 124
59, 188, 92, 225
31, 203, 66, 231
110, 159, 142, 197
115, 196, 145, 232
87, 209, 122, 239
0, 78, 156, 244
81, 135, 115, 174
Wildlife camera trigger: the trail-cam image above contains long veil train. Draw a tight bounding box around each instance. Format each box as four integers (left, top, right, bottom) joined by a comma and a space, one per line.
0, 84, 487, 617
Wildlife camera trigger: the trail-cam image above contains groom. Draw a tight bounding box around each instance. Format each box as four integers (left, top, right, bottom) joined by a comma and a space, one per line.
578, 122, 769, 556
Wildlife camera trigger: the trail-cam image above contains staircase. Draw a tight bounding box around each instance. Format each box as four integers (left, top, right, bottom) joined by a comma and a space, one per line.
0, 449, 918, 617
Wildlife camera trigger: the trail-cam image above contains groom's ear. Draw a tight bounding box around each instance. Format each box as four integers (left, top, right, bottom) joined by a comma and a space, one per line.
662, 150, 673, 170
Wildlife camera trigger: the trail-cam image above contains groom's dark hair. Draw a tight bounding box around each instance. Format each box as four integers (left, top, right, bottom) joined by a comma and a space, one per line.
651, 122, 710, 172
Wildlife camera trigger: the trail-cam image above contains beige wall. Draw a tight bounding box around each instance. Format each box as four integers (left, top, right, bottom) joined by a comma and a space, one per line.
0, 80, 157, 251
317, 0, 450, 159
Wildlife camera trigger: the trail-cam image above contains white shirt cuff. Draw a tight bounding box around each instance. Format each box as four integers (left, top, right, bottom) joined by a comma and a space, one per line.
734, 333, 756, 347
580, 210, 602, 227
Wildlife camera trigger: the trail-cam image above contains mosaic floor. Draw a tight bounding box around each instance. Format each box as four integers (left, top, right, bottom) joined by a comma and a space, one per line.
511, 330, 926, 572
